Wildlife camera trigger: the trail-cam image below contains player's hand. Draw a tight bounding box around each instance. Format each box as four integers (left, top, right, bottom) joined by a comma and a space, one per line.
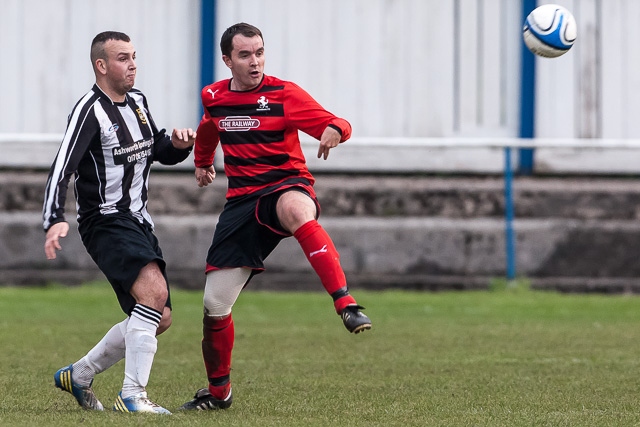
195, 166, 216, 187
171, 128, 196, 149
44, 221, 69, 260
317, 126, 341, 160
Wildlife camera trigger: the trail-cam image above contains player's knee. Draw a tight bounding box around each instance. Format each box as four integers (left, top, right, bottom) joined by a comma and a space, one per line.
276, 191, 317, 232
203, 268, 250, 317
203, 294, 233, 317
154, 286, 169, 304
144, 286, 169, 312
131, 262, 169, 311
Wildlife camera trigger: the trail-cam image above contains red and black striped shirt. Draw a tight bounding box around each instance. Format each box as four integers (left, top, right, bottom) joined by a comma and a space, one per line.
194, 75, 351, 199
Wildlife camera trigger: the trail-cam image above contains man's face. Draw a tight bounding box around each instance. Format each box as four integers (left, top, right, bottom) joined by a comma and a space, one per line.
100, 40, 137, 96
224, 34, 264, 91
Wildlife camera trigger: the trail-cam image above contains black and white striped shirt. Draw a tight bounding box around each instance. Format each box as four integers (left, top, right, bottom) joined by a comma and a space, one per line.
43, 84, 191, 231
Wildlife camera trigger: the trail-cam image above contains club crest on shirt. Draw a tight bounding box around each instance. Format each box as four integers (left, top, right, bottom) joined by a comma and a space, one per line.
135, 108, 148, 125
256, 96, 270, 111
219, 116, 260, 132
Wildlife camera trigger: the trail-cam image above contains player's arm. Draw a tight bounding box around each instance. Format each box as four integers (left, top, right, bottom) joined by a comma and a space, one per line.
193, 107, 220, 187
171, 128, 196, 149
150, 127, 195, 165
43, 108, 98, 259
142, 102, 194, 165
45, 222, 70, 260
135, 92, 194, 164
195, 164, 216, 188
318, 125, 344, 160
285, 82, 352, 159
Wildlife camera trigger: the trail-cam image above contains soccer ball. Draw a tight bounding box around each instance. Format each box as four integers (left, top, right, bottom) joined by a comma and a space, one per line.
523, 4, 577, 58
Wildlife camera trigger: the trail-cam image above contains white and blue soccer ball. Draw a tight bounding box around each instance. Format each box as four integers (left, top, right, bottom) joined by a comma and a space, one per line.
523, 4, 577, 58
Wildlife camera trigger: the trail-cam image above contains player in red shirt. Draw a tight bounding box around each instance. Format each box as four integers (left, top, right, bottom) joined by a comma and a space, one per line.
179, 23, 372, 411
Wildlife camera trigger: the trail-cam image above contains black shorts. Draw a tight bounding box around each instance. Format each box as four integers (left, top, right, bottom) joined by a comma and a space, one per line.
205, 187, 319, 275
79, 213, 171, 315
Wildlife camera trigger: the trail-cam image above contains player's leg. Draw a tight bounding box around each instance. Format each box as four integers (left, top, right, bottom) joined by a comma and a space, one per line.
69, 216, 172, 413
58, 303, 170, 408
113, 261, 171, 414
157, 306, 172, 335
179, 267, 251, 410
54, 317, 128, 410
54, 338, 122, 411
277, 190, 372, 333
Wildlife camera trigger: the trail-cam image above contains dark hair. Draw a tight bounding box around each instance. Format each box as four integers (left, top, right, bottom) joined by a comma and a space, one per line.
220, 23, 263, 57
90, 31, 131, 64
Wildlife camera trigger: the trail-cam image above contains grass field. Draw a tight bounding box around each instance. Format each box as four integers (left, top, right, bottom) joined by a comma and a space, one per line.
2, 283, 640, 426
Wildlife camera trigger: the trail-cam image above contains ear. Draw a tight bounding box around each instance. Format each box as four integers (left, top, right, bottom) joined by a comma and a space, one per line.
222, 55, 232, 69
95, 58, 107, 75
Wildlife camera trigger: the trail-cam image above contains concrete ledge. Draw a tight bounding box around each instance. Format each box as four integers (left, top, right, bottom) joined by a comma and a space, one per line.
5, 212, 640, 291
8, 172, 640, 220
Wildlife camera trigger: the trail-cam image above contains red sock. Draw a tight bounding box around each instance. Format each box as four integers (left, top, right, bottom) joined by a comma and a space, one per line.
202, 314, 233, 399
294, 220, 356, 313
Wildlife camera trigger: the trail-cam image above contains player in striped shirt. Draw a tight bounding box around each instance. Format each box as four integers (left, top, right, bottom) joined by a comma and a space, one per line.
43, 31, 195, 414
179, 22, 372, 411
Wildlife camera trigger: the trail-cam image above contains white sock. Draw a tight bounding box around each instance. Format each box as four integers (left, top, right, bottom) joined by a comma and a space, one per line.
71, 318, 128, 387
122, 304, 161, 399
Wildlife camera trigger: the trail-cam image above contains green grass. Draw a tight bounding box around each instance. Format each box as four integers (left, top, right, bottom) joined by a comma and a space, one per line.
2, 284, 640, 426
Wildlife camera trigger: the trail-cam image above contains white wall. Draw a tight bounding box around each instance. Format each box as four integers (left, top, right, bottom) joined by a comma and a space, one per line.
215, 0, 522, 138
0, 0, 201, 133
1, 0, 638, 169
